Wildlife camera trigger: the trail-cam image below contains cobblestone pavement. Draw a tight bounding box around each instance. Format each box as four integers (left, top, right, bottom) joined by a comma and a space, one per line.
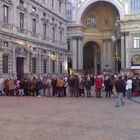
0, 96, 140, 140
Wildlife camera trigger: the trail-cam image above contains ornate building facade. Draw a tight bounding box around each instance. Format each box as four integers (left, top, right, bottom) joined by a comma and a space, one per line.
0, 0, 68, 79
66, 0, 140, 74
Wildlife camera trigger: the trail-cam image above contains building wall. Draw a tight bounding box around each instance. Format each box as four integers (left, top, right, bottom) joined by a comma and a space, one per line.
67, 0, 140, 74
0, 0, 68, 79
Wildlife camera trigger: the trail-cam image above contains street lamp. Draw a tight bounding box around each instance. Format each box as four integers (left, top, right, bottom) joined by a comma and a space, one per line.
112, 20, 121, 74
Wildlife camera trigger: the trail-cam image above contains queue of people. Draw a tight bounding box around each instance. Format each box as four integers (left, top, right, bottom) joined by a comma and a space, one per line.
0, 74, 140, 101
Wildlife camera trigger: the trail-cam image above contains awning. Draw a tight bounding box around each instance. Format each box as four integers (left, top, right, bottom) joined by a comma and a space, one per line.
130, 66, 140, 70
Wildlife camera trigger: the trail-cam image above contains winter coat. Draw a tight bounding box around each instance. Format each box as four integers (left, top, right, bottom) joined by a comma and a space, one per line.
95, 77, 102, 89
115, 80, 125, 93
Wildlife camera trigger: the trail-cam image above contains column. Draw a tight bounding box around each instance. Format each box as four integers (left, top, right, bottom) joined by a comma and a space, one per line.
108, 41, 112, 70
125, 35, 130, 69
0, 48, 3, 76
12, 43, 16, 78
48, 52, 51, 73
24, 45, 30, 76
121, 35, 125, 69
78, 38, 83, 70
72, 38, 77, 70
102, 41, 106, 71
38, 49, 42, 75
56, 53, 59, 74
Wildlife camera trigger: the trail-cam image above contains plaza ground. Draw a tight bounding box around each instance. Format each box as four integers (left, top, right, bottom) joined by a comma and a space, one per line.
0, 96, 140, 140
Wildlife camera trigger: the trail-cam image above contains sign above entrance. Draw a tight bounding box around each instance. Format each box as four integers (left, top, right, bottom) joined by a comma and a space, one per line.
87, 16, 96, 28
131, 55, 140, 66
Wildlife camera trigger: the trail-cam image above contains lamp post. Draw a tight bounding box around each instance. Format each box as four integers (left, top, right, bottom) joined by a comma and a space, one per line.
112, 20, 121, 74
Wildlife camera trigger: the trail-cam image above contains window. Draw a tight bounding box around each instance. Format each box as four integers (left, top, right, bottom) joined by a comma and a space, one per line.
59, 1, 62, 12
43, 59, 47, 73
66, 2, 72, 21
67, 40, 70, 51
19, 0, 24, 5
130, 0, 140, 14
52, 61, 55, 73
32, 57, 36, 73
52, 0, 54, 7
60, 31, 62, 42
3, 5, 9, 23
60, 62, 62, 73
32, 19, 36, 33
3, 41, 8, 47
32, 7, 36, 12
43, 23, 47, 37
134, 37, 140, 48
52, 27, 55, 41
43, 12, 46, 17
3, 55, 8, 73
20, 12, 24, 30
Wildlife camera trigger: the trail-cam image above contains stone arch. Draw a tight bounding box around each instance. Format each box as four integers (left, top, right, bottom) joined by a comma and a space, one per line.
77, 0, 124, 24
83, 41, 101, 74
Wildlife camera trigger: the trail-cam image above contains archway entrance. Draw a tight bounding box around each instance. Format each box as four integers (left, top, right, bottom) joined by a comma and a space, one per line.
16, 57, 24, 80
83, 42, 101, 74
81, 1, 121, 74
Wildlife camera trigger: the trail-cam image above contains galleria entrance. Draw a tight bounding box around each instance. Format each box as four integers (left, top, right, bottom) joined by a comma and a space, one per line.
81, 1, 121, 74
83, 42, 101, 74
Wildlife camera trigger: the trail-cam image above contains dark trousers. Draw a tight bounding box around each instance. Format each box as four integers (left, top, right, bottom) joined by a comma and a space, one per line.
96, 89, 101, 98
58, 87, 64, 97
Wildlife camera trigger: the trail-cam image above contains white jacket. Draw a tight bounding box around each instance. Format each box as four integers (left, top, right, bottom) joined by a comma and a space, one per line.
126, 79, 132, 89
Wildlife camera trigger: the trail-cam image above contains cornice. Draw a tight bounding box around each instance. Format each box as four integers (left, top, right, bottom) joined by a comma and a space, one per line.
0, 31, 69, 54
30, 0, 67, 23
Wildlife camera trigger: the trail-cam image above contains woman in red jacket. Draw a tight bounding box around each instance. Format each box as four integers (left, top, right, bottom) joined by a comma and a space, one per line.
95, 75, 102, 98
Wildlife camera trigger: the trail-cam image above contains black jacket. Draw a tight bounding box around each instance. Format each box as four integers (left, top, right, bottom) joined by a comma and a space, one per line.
115, 80, 125, 93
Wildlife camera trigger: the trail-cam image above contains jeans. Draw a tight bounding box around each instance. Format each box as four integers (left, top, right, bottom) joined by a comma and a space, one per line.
19, 89, 24, 96
127, 89, 132, 98
39, 89, 44, 96
116, 92, 125, 106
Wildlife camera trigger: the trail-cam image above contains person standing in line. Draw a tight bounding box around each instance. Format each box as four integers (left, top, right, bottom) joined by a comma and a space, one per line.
126, 77, 132, 98
19, 80, 25, 96
68, 76, 75, 97
95, 75, 102, 98
64, 76, 68, 97
85, 76, 92, 97
104, 76, 113, 98
57, 78, 64, 97
90, 75, 95, 96
51, 76, 58, 97
46, 77, 52, 97
115, 76, 125, 107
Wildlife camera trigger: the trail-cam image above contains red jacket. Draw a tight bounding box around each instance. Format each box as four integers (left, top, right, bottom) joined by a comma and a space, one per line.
95, 78, 102, 89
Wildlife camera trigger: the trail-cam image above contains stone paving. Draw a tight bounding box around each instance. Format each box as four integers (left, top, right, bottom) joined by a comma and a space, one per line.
131, 96, 140, 103
0, 96, 140, 140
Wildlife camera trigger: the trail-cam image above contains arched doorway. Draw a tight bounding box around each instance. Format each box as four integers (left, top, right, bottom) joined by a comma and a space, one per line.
81, 1, 121, 74
83, 41, 101, 74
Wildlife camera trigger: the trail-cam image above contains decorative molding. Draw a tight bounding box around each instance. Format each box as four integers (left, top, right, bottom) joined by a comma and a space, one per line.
3, 0, 13, 5
16, 5, 27, 12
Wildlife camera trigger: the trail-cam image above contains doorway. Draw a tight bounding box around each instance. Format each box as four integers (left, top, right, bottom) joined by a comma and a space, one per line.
16, 57, 24, 80
83, 41, 101, 75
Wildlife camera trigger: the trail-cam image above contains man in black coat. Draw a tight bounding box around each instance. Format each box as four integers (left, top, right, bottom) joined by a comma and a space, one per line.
115, 76, 125, 107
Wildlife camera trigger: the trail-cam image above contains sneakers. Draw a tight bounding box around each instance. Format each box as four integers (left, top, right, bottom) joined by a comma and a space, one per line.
37, 95, 42, 97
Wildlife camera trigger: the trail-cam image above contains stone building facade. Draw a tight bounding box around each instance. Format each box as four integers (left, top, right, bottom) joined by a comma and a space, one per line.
0, 0, 68, 79
66, 0, 140, 74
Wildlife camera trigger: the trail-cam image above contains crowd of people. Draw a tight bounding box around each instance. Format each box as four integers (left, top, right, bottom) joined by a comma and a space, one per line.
0, 74, 140, 99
